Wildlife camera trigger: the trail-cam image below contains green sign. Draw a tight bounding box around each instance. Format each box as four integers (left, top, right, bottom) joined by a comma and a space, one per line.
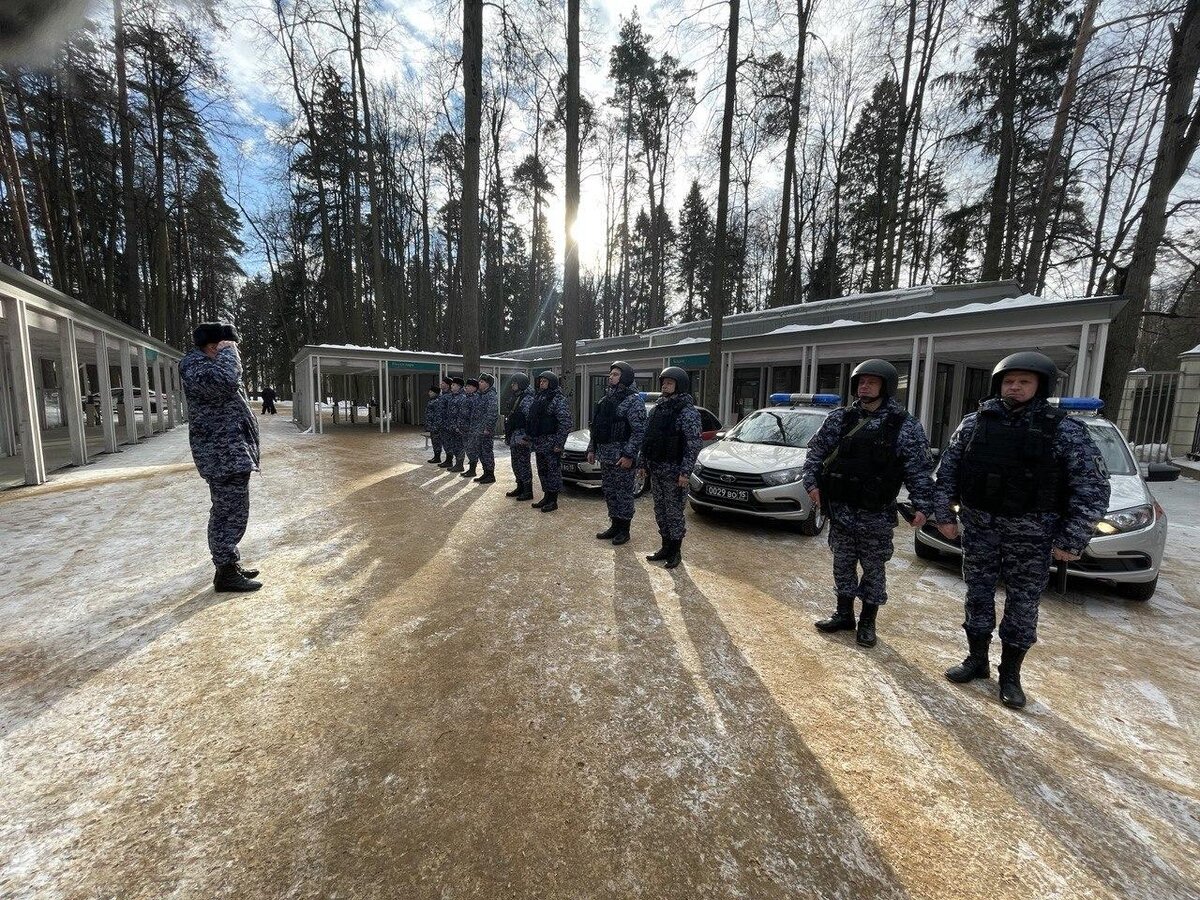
387, 360, 441, 372
668, 353, 709, 368
145, 349, 159, 362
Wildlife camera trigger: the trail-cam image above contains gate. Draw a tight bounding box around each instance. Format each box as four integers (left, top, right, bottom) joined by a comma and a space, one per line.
1117, 371, 1180, 463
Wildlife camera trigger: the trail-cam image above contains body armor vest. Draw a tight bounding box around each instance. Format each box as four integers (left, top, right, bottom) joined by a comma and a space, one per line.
526, 394, 559, 437
959, 406, 1066, 515
643, 403, 685, 463
821, 407, 907, 512
591, 389, 634, 444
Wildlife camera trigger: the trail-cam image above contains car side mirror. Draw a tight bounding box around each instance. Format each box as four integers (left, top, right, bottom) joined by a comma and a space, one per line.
1145, 462, 1180, 482
715, 430, 726, 440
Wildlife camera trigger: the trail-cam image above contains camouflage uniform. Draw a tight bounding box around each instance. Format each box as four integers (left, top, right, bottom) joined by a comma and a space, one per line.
506, 387, 536, 484
445, 390, 467, 464
471, 386, 500, 471
639, 394, 703, 541
528, 388, 573, 492
426, 391, 444, 459
462, 390, 482, 466
179, 346, 260, 566
934, 397, 1110, 648
801, 398, 935, 606
588, 385, 648, 521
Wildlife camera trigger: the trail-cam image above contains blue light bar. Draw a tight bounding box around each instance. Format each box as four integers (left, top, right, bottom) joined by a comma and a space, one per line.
770, 392, 841, 407
1048, 396, 1105, 411
638, 391, 663, 402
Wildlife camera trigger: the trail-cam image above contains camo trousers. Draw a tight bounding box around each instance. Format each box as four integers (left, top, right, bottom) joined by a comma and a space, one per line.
960, 508, 1054, 648
207, 472, 250, 566
828, 518, 895, 605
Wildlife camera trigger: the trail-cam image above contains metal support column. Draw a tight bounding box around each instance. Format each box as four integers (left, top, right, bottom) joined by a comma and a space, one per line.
1088, 323, 1109, 399
316, 355, 323, 434
166, 360, 178, 429
2, 295, 47, 485
907, 337, 921, 414
119, 339, 138, 444
918, 336, 937, 437
809, 345, 820, 392
0, 338, 15, 457
1070, 323, 1090, 397
154, 357, 167, 432
58, 318, 88, 466
137, 347, 153, 435
94, 332, 118, 452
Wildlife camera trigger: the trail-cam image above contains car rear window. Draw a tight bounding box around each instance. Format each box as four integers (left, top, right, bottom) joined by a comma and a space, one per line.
1084, 421, 1137, 476
729, 409, 827, 448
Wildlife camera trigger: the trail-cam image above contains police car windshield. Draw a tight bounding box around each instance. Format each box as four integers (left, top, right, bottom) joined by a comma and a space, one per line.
730, 408, 827, 448
1084, 421, 1137, 476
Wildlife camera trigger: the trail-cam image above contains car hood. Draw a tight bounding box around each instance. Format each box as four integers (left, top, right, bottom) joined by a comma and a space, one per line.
1108, 473, 1151, 512
565, 428, 590, 452
697, 440, 809, 472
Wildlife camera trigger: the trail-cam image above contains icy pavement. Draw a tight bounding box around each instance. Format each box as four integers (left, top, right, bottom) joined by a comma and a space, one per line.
1, 417, 1197, 899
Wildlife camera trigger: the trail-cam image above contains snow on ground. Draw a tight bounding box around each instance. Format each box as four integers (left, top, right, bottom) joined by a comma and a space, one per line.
1, 417, 1198, 899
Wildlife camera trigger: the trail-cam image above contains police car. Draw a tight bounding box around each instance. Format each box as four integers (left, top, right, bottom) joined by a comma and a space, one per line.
914, 397, 1172, 602
561, 393, 723, 495
687, 393, 839, 535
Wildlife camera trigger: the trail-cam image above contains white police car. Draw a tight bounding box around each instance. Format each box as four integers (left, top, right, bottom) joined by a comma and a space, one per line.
561, 393, 723, 495
914, 397, 1172, 602
687, 393, 839, 535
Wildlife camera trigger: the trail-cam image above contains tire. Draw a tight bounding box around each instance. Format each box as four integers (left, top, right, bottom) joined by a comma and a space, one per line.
913, 534, 945, 562
1118, 577, 1157, 602
799, 505, 827, 536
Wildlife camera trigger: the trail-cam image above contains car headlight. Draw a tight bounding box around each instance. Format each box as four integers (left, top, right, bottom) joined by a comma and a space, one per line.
1095, 504, 1154, 535
692, 461, 703, 475
761, 467, 804, 487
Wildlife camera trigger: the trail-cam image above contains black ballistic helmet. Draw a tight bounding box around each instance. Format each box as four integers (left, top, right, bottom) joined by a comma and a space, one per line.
510, 373, 530, 391
990, 351, 1058, 398
659, 366, 691, 395
610, 360, 635, 387
537, 370, 560, 391
850, 359, 899, 399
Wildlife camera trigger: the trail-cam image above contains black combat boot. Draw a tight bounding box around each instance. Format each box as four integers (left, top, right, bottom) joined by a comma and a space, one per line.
449, 456, 465, 473
856, 602, 879, 647
237, 563, 260, 580
531, 493, 548, 508
539, 491, 559, 512
427, 452, 442, 464
946, 632, 992, 683
998, 644, 1029, 709
506, 481, 525, 498
475, 470, 496, 484
664, 539, 682, 569
515, 481, 534, 501
815, 595, 856, 633
646, 539, 670, 561
438, 456, 453, 469
596, 520, 620, 540
213, 563, 262, 593
611, 519, 631, 546
460, 461, 478, 478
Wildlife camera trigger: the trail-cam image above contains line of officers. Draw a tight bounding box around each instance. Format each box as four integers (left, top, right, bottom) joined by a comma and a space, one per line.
424, 351, 1110, 711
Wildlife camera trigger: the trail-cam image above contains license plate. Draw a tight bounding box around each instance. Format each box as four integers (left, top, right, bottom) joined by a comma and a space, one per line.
562, 463, 580, 473
704, 485, 750, 502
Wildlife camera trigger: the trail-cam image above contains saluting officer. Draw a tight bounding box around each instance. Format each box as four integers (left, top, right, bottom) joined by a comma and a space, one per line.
638, 367, 702, 569
425, 385, 445, 464
588, 361, 648, 546
505, 373, 536, 501
801, 359, 935, 647
934, 352, 1110, 709
526, 371, 573, 513
471, 374, 500, 484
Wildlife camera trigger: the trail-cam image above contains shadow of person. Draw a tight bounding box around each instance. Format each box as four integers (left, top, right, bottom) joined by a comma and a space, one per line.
869, 641, 1197, 898
600, 559, 910, 898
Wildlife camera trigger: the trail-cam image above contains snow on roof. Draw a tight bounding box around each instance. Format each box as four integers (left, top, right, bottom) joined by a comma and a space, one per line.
765, 294, 1049, 336
673, 336, 708, 344
1186, 345, 1200, 355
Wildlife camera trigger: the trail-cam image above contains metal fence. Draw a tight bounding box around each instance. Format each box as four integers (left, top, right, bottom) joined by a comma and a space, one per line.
1117, 371, 1179, 463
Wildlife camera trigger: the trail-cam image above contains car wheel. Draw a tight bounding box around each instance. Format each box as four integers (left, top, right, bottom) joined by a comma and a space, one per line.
798, 505, 826, 536
634, 469, 650, 497
1117, 577, 1157, 602
913, 534, 945, 562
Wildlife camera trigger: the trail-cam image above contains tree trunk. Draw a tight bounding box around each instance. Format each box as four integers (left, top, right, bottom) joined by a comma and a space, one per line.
0, 80, 38, 276
704, 0, 740, 413
981, 0, 1019, 281
770, 0, 808, 307
1022, 0, 1098, 293
460, 0, 483, 375
1099, 1, 1200, 416
561, 0, 580, 398
113, 0, 141, 326
351, 0, 387, 344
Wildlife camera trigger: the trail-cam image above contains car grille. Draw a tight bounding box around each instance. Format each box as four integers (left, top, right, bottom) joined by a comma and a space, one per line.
1074, 553, 1153, 573
563, 449, 588, 464
696, 465, 765, 488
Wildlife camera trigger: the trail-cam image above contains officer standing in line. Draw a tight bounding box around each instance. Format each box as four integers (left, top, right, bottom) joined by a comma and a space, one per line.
425, 385, 445, 464
801, 359, 935, 647
588, 361, 647, 546
460, 378, 482, 478
179, 323, 262, 593
442, 377, 466, 471
435, 376, 454, 466
638, 367, 702, 569
526, 371, 573, 513
934, 352, 1110, 709
471, 373, 500, 484
505, 373, 536, 501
